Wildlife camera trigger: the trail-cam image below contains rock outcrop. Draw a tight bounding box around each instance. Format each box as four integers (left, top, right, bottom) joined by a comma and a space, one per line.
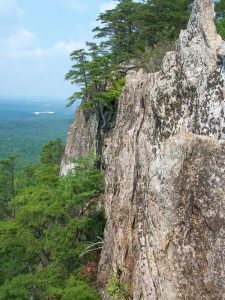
97, 0, 225, 299
61, 105, 117, 175
60, 108, 98, 174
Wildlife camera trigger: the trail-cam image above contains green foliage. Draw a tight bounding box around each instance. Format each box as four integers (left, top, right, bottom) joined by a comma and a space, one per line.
66, 0, 193, 112
216, 0, 225, 39
66, 43, 121, 109
137, 40, 176, 72
66, 0, 225, 112
107, 276, 129, 299
0, 144, 104, 299
40, 138, 65, 165
93, 0, 143, 62
0, 274, 34, 300
0, 156, 17, 219
0, 117, 71, 168
217, 17, 225, 39
94, 0, 192, 57
81, 77, 126, 111
62, 277, 100, 300
65, 0, 225, 111
136, 0, 192, 47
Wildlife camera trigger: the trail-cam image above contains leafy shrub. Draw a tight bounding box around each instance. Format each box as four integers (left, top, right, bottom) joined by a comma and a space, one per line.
107, 276, 129, 299
62, 278, 100, 300
137, 40, 176, 73
0, 147, 104, 299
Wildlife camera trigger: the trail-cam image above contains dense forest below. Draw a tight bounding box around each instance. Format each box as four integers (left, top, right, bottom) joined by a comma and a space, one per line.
0, 100, 75, 168
0, 141, 104, 299
0, 0, 225, 299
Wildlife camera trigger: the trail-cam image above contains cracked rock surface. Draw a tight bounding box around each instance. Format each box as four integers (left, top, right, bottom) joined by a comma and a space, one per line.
98, 0, 225, 299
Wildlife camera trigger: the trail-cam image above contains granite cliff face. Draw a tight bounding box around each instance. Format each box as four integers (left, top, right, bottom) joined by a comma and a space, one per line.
61, 105, 117, 174
98, 0, 225, 299
61, 0, 225, 298
61, 108, 98, 174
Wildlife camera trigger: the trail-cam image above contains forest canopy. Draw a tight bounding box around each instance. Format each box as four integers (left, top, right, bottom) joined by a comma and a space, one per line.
0, 141, 104, 300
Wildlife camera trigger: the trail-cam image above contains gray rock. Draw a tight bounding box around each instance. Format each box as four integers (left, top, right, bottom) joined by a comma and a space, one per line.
98, 0, 225, 299
60, 103, 117, 174
60, 108, 98, 175
120, 59, 138, 74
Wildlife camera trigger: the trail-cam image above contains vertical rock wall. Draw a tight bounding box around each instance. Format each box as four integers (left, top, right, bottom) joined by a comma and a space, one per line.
60, 108, 98, 174
60, 105, 117, 175
98, 0, 225, 299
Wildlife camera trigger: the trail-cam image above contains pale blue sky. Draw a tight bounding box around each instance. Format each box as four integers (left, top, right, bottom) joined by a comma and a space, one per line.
0, 0, 116, 100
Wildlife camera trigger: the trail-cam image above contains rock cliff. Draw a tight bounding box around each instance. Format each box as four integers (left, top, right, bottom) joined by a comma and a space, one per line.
61, 108, 98, 174
98, 0, 225, 299
61, 105, 117, 174
61, 0, 225, 298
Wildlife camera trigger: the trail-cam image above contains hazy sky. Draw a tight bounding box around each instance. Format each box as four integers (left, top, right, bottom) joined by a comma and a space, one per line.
0, 0, 116, 100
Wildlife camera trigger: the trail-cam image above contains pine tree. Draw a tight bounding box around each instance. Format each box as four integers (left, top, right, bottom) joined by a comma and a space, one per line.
66, 0, 193, 109
65, 49, 90, 106
137, 0, 192, 47
40, 139, 65, 166
93, 0, 143, 63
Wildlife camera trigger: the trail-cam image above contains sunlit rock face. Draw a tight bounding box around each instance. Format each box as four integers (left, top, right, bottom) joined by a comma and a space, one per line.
60, 104, 117, 175
98, 0, 225, 299
60, 108, 99, 175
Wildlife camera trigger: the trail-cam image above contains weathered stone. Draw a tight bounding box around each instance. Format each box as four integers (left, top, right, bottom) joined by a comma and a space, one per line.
60, 101, 117, 174
120, 59, 138, 74
60, 108, 98, 174
98, 0, 225, 299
